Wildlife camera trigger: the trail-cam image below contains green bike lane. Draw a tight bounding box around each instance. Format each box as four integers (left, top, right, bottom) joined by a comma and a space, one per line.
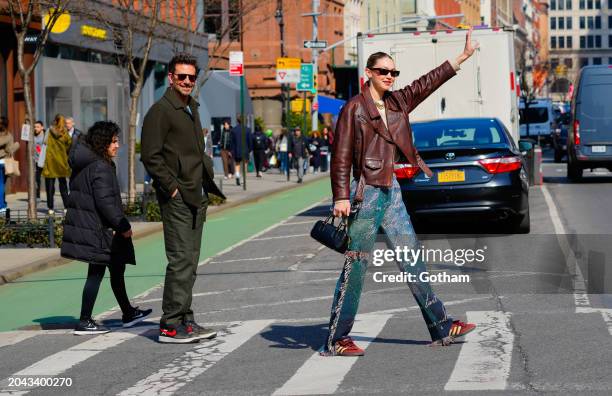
0, 177, 331, 332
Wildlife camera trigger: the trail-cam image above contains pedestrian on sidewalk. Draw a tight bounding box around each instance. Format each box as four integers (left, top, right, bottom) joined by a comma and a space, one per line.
43, 114, 71, 214
220, 119, 235, 180
321, 29, 480, 356
65, 116, 82, 155
0, 116, 20, 213
308, 130, 323, 174
33, 121, 45, 201
141, 52, 225, 344
230, 115, 252, 186
251, 125, 267, 178
289, 127, 308, 183
61, 121, 152, 335
320, 126, 332, 172
203, 127, 213, 157
276, 128, 289, 174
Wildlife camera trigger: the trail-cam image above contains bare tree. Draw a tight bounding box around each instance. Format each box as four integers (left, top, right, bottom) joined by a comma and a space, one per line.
5, 0, 71, 219
78, 0, 163, 203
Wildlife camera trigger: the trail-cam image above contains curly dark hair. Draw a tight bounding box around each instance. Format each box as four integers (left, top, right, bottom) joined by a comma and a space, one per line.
169, 52, 199, 74
85, 121, 121, 163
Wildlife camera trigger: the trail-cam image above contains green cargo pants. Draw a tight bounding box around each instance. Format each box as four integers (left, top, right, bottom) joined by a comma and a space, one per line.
158, 190, 208, 327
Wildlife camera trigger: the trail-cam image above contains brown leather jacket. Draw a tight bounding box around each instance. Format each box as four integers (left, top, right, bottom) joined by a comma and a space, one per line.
331, 61, 456, 202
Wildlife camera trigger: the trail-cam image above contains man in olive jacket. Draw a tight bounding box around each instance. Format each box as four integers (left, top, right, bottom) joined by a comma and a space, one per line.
141, 53, 225, 344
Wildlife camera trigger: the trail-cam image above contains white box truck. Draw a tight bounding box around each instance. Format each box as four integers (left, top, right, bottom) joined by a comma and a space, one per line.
357, 27, 521, 144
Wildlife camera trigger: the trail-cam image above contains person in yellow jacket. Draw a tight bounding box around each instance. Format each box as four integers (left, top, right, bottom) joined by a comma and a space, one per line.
42, 114, 72, 213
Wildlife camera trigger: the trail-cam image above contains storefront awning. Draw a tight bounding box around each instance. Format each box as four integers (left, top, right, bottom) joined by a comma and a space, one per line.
317, 95, 345, 116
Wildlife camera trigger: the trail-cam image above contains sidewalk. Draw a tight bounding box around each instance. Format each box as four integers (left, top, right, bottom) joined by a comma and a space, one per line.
0, 169, 329, 284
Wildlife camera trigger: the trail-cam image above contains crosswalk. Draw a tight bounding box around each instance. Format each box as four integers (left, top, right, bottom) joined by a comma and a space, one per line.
0, 308, 557, 395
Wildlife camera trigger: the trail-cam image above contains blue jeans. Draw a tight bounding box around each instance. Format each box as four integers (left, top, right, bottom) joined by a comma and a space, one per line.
322, 177, 453, 354
0, 163, 6, 209
279, 152, 288, 173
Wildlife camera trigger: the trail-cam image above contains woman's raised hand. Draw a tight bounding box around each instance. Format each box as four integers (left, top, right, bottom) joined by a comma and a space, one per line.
457, 28, 480, 65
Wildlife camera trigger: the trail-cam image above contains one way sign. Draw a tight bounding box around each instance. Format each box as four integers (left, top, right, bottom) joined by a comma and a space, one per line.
303, 40, 327, 49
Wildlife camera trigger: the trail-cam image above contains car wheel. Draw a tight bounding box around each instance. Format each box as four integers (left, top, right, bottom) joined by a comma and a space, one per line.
510, 210, 530, 234
567, 161, 583, 181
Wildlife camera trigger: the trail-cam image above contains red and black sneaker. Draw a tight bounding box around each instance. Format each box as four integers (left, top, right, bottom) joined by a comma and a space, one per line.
449, 320, 476, 338
184, 320, 217, 340
334, 337, 365, 356
159, 324, 199, 344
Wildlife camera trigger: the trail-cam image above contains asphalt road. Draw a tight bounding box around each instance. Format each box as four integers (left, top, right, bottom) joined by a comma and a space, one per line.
1, 150, 611, 395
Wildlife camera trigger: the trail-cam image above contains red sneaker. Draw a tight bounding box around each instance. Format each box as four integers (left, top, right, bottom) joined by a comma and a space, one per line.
449, 320, 476, 338
334, 337, 365, 356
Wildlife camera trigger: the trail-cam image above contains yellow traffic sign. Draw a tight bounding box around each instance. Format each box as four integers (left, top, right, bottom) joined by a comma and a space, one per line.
276, 57, 301, 69
291, 98, 311, 113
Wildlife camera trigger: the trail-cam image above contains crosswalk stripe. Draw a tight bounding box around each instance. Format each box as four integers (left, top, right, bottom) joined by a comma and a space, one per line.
444, 311, 514, 391
0, 330, 72, 349
0, 325, 155, 394
272, 313, 393, 395
118, 320, 273, 396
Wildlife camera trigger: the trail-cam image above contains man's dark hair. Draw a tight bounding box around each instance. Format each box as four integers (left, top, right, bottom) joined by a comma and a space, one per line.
366, 52, 393, 69
169, 52, 199, 74
85, 121, 121, 163
35, 120, 44, 126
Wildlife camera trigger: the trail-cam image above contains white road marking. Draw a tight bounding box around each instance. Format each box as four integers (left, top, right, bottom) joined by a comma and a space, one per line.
0, 330, 72, 348
118, 320, 273, 396
0, 326, 154, 394
272, 313, 393, 395
279, 220, 317, 226
210, 254, 314, 264
540, 184, 590, 311
249, 234, 310, 241
444, 311, 514, 391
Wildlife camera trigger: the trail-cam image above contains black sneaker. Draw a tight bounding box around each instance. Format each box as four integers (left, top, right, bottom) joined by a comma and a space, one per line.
122, 307, 153, 328
74, 319, 110, 335
159, 324, 199, 344
184, 320, 217, 340
236, 177, 241, 186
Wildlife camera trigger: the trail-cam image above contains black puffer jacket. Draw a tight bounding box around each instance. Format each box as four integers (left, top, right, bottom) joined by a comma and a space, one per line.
61, 142, 131, 265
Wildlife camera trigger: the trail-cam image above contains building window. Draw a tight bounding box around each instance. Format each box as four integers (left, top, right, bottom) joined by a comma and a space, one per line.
609, 34, 612, 47
593, 57, 602, 64
580, 58, 589, 68
559, 36, 566, 48
595, 35, 602, 47
580, 36, 586, 48
551, 58, 560, 70
565, 58, 573, 68
608, 57, 612, 64
609, 16, 612, 29
579, 0, 585, 8
587, 0, 593, 8
567, 16, 573, 29
595, 0, 601, 8
595, 16, 601, 29
567, 0, 573, 8
559, 0, 565, 9
559, 17, 565, 29
587, 16, 594, 29
551, 17, 557, 30
551, 0, 557, 10
587, 35, 594, 47
551, 36, 557, 48
567, 36, 573, 48
609, 0, 612, 9
580, 16, 586, 29
204, 0, 241, 41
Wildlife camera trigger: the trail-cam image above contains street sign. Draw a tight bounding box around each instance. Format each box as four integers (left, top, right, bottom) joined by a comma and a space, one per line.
229, 51, 244, 76
291, 98, 311, 112
297, 63, 314, 91
303, 40, 327, 49
312, 102, 319, 111
276, 57, 301, 83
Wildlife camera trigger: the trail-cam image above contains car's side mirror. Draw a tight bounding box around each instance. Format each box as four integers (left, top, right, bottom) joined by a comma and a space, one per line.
518, 140, 533, 155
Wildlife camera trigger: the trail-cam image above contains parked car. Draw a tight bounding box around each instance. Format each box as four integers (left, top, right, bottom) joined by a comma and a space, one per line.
396, 118, 531, 233
567, 65, 612, 180
552, 112, 570, 163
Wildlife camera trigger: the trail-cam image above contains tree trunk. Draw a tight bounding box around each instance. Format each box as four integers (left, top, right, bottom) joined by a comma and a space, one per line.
127, 83, 142, 204
22, 72, 37, 220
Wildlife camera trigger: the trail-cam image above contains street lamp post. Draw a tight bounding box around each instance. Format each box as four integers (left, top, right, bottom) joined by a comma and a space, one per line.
275, 1, 288, 128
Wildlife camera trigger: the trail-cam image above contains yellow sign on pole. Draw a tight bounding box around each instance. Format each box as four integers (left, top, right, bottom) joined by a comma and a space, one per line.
276, 57, 301, 69
291, 98, 311, 113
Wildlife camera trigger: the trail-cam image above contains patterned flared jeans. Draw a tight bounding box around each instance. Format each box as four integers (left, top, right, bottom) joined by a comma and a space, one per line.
323, 177, 453, 354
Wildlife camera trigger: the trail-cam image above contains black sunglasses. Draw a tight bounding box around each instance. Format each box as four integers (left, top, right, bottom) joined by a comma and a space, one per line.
174, 73, 197, 82
369, 67, 400, 77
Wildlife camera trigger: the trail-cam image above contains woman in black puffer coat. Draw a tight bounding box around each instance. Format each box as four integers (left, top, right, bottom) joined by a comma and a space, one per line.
62, 121, 151, 335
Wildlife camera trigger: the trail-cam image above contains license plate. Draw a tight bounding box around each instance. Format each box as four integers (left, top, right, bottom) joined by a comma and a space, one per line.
438, 170, 465, 183
592, 145, 606, 153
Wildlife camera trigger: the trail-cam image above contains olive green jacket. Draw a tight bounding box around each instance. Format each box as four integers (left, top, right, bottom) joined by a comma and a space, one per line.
141, 88, 224, 208
42, 127, 72, 178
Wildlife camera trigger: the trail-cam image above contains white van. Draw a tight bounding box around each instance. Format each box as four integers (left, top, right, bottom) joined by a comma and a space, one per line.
519, 98, 554, 143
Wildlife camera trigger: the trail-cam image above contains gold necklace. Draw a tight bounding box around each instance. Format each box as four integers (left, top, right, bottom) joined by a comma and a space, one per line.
374, 100, 385, 110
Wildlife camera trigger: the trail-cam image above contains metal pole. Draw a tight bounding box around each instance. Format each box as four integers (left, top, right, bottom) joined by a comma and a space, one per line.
311, 0, 319, 132
240, 75, 247, 191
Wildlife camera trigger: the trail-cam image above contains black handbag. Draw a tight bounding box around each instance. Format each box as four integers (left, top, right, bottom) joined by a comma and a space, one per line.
310, 214, 349, 254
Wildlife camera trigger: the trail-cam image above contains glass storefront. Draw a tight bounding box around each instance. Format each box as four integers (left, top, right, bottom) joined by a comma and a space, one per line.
80, 85, 108, 129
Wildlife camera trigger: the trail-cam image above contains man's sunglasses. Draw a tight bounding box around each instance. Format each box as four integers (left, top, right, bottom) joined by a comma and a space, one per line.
174, 73, 197, 82
369, 67, 400, 77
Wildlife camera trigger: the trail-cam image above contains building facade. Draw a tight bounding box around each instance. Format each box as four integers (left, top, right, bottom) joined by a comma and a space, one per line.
548, 0, 612, 100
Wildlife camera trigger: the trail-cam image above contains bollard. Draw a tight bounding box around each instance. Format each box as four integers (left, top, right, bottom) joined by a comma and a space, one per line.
533, 145, 543, 185
48, 214, 55, 248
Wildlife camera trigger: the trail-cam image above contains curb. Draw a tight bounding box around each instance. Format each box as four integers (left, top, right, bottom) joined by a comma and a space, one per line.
0, 174, 329, 285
